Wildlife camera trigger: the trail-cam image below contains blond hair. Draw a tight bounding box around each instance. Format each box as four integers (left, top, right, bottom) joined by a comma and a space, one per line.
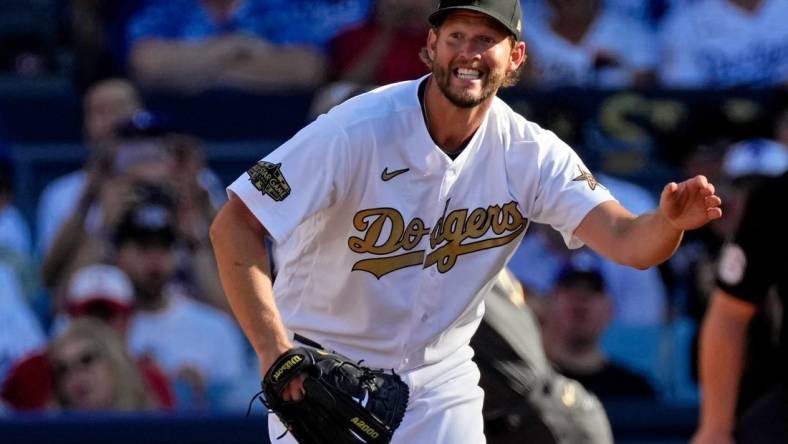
50, 318, 154, 410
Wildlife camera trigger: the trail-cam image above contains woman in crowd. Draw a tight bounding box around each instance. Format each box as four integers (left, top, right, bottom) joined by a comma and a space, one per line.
49, 318, 153, 411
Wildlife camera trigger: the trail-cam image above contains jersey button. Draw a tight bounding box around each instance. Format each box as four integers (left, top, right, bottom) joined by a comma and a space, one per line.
420, 314, 428, 322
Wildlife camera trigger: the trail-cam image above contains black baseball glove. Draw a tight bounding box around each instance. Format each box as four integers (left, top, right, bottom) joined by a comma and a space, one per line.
260, 346, 409, 444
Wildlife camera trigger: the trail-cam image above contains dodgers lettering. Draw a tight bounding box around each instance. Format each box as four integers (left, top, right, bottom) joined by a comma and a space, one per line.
348, 200, 527, 278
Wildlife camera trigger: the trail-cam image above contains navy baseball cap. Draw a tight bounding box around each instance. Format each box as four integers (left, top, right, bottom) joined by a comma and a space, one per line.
114, 199, 177, 247
428, 0, 523, 38
555, 255, 607, 293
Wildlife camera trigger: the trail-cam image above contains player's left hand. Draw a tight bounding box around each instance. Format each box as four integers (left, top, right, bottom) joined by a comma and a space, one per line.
659, 175, 722, 231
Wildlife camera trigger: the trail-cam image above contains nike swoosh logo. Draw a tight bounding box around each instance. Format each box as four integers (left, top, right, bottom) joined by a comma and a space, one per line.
381, 167, 410, 181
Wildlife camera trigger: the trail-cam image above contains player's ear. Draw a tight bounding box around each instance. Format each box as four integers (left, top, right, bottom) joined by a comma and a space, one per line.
509, 40, 526, 72
427, 28, 438, 60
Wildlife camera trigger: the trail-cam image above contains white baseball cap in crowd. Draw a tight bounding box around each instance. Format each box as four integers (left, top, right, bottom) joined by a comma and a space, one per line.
67, 264, 134, 316
722, 138, 788, 180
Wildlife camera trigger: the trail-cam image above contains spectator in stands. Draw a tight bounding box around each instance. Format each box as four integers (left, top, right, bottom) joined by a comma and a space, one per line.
40, 108, 227, 314
125, 0, 370, 93
36, 77, 143, 262
0, 145, 35, 301
0, 0, 60, 78
659, 0, 788, 88
49, 317, 154, 411
521, 0, 658, 88
113, 200, 245, 410
541, 266, 656, 401
601, 0, 674, 29
68, 0, 153, 88
328, 0, 431, 86
0, 264, 47, 392
692, 171, 788, 444
63, 263, 136, 333
1, 264, 175, 411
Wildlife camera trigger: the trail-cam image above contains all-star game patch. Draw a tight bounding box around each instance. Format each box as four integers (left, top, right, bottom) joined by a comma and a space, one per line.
247, 161, 291, 201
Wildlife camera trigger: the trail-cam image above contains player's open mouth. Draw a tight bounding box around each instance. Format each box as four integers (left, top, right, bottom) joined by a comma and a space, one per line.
454, 68, 482, 80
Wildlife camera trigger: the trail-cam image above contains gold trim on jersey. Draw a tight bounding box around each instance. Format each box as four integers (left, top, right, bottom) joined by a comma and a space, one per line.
348, 200, 528, 278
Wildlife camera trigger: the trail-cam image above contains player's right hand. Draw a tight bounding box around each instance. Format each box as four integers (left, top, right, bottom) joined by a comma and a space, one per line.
281, 373, 307, 402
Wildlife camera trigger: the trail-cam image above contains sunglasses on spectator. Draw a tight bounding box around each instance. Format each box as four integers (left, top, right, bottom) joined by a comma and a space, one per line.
53, 349, 102, 379
70, 300, 132, 321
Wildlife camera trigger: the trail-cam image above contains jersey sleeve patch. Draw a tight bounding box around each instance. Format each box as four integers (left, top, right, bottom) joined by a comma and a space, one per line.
572, 165, 604, 191
247, 161, 291, 202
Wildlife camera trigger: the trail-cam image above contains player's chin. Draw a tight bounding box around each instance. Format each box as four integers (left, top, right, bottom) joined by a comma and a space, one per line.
445, 84, 489, 107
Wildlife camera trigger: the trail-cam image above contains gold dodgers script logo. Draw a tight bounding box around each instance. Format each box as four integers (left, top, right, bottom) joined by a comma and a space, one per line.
248, 161, 291, 201
348, 200, 528, 278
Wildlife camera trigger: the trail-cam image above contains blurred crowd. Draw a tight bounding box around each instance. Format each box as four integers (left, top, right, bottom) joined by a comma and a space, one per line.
2, 0, 787, 91
0, 0, 786, 434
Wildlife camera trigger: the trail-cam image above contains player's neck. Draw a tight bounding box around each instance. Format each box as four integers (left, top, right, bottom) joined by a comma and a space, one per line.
424, 76, 493, 154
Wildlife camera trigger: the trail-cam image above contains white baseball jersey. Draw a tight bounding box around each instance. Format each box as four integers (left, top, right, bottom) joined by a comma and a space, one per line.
228, 76, 615, 372
659, 0, 788, 88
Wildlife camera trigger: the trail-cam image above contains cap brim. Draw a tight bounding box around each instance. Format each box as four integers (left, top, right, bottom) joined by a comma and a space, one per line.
69, 299, 132, 317
428, 7, 519, 38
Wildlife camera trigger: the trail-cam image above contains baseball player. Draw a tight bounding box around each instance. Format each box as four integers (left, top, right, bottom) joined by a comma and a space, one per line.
210, 0, 723, 442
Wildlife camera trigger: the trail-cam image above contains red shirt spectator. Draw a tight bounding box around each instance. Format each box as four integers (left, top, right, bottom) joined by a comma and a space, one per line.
1, 264, 175, 410
2, 350, 174, 410
329, 0, 431, 85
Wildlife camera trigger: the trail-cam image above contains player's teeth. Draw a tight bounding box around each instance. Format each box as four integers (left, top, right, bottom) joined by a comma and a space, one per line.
456, 68, 481, 80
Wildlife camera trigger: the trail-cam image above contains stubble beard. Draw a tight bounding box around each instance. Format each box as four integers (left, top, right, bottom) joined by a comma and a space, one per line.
432, 62, 505, 108
132, 276, 167, 308
567, 331, 598, 352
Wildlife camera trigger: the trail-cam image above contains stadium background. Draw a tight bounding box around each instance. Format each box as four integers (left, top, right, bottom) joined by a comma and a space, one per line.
0, 0, 786, 443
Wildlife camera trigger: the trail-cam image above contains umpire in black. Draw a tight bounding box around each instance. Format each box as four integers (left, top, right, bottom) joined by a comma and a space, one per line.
692, 171, 788, 444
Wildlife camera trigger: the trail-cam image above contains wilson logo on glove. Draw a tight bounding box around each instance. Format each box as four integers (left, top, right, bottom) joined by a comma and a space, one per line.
271, 354, 304, 382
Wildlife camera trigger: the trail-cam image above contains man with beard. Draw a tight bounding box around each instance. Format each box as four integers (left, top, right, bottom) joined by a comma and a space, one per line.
115, 199, 244, 410
541, 266, 656, 401
210, 0, 722, 442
